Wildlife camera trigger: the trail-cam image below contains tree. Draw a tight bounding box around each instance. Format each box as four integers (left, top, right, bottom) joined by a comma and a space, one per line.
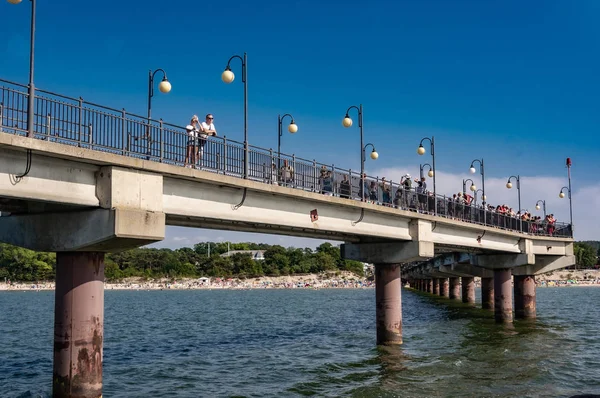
574, 243, 597, 269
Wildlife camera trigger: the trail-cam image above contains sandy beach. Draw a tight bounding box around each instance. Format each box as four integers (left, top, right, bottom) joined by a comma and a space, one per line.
1, 270, 598, 292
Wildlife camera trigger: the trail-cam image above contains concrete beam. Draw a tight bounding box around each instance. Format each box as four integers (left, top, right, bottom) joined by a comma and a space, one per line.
512, 255, 576, 276
0, 208, 165, 252
473, 253, 535, 270
342, 240, 434, 264
96, 166, 163, 212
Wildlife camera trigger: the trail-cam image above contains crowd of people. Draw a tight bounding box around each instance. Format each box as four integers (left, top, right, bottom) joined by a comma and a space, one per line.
181, 114, 565, 237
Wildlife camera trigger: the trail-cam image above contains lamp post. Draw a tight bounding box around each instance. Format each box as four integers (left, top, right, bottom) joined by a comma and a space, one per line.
222, 53, 248, 179
559, 157, 574, 233
474, 188, 485, 205
462, 178, 477, 195
535, 200, 547, 218
277, 113, 298, 168
419, 163, 434, 179
469, 158, 486, 223
417, 136, 436, 214
342, 104, 373, 202
7, 0, 36, 138
506, 175, 522, 232
147, 69, 171, 122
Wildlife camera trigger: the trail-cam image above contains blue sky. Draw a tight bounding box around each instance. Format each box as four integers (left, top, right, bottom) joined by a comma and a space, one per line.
1, 0, 599, 246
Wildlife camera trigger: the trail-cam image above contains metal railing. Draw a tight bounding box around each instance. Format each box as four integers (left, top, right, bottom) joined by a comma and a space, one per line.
0, 78, 572, 238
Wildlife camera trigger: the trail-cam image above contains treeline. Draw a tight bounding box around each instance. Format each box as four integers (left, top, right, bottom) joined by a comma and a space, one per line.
0, 242, 365, 282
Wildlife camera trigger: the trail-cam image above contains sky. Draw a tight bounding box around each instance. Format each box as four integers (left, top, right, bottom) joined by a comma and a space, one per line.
1, 0, 598, 248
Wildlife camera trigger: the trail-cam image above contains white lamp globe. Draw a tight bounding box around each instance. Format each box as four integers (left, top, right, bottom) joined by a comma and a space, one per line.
428, 170, 434, 178
482, 194, 487, 201
469, 166, 476, 174
417, 145, 425, 155
506, 182, 512, 189
535, 204, 541, 210
288, 122, 298, 134
7, 0, 23, 4
342, 117, 353, 128
158, 80, 171, 94
221, 69, 235, 84
470, 184, 476, 192
559, 192, 565, 198
370, 150, 379, 160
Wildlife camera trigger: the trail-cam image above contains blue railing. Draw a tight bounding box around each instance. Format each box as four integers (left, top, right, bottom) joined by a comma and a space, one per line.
0, 78, 572, 238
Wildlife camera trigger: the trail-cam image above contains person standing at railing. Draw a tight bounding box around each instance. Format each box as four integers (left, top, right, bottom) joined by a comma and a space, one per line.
339, 174, 351, 199
401, 174, 412, 209
199, 114, 217, 168
415, 177, 427, 212
269, 162, 278, 185
546, 214, 556, 236
380, 177, 391, 206
280, 159, 294, 187
358, 173, 369, 201
319, 166, 333, 195
185, 115, 201, 168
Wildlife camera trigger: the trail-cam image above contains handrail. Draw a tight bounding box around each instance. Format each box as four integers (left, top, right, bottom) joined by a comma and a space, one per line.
0, 79, 573, 238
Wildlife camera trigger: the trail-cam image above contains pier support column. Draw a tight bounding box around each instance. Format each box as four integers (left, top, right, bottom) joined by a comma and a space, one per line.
441, 278, 449, 298
375, 264, 402, 345
493, 269, 513, 323
449, 277, 460, 300
433, 278, 440, 295
481, 277, 494, 310
426, 279, 433, 293
53, 252, 105, 398
514, 275, 536, 319
461, 277, 475, 305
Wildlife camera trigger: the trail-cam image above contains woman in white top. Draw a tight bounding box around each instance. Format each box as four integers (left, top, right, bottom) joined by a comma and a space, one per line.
185, 115, 201, 168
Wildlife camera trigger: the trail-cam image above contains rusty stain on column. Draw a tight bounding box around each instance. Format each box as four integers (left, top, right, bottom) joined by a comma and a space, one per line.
449, 277, 460, 300
441, 278, 449, 298
461, 277, 475, 305
427, 279, 433, 293
53, 252, 105, 398
433, 278, 440, 295
514, 275, 536, 319
493, 269, 513, 323
375, 264, 402, 345
481, 277, 494, 310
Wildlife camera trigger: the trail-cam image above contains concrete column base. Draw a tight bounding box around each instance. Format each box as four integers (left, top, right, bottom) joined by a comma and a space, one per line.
441, 278, 449, 298
481, 277, 494, 310
493, 269, 513, 323
375, 264, 402, 345
449, 277, 460, 300
461, 277, 475, 305
433, 278, 440, 295
53, 252, 105, 398
514, 275, 536, 319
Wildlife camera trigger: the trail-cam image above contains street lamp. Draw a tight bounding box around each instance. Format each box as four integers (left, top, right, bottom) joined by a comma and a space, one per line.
559, 157, 574, 234
463, 178, 477, 194
474, 188, 486, 205
469, 158, 486, 223
222, 53, 248, 178
7, 0, 36, 138
147, 69, 171, 122
277, 113, 298, 168
419, 163, 434, 179
342, 104, 374, 202
506, 175, 522, 232
535, 200, 547, 218
417, 136, 437, 214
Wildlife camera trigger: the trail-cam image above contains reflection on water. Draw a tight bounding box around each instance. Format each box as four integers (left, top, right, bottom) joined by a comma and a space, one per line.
1, 288, 600, 397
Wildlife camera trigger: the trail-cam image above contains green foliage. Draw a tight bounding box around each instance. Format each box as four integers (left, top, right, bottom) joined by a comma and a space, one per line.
0, 241, 364, 282
574, 242, 598, 269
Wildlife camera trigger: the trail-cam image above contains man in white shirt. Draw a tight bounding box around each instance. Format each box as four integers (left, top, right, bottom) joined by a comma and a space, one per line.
198, 114, 217, 167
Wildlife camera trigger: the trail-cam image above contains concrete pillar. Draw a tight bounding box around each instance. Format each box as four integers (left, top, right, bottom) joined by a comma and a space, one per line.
441, 278, 449, 298
426, 279, 433, 293
493, 269, 513, 323
433, 278, 440, 295
514, 275, 536, 319
375, 264, 402, 345
481, 277, 494, 310
461, 277, 475, 305
53, 252, 105, 398
449, 277, 460, 300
